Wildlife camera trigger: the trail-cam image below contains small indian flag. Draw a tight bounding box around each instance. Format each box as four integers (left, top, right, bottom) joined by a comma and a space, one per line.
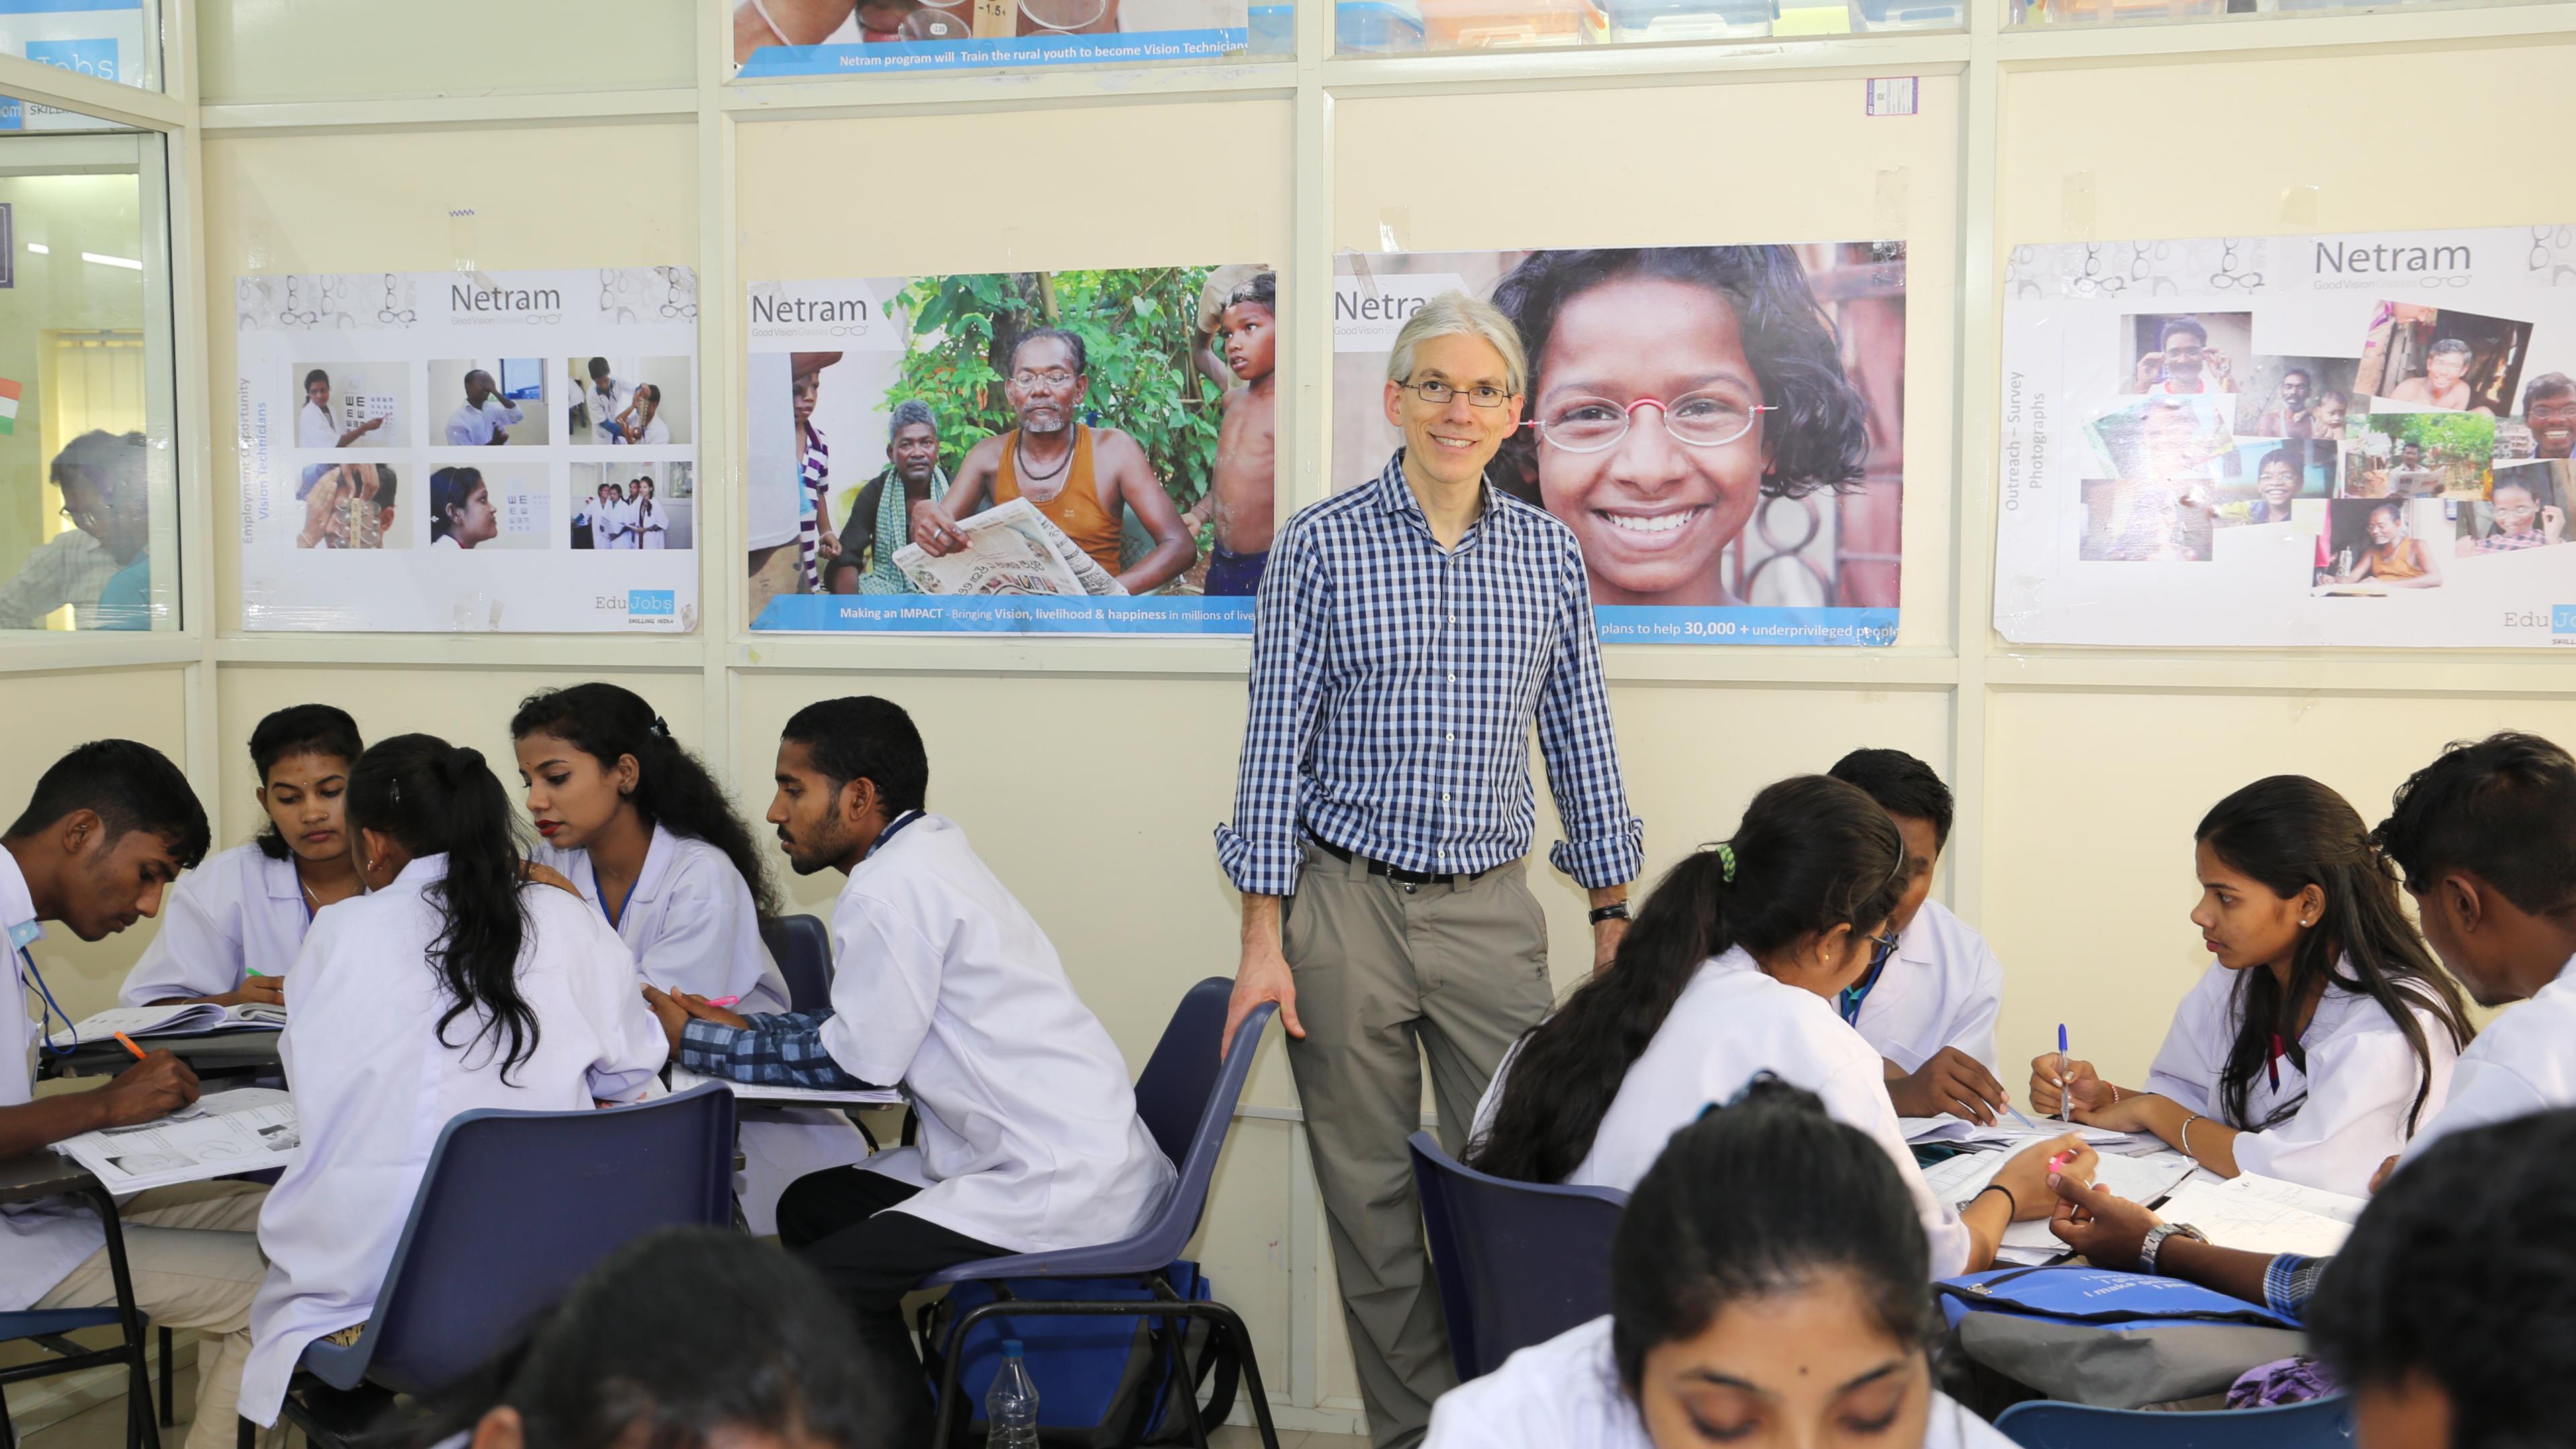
0, 378, 21, 435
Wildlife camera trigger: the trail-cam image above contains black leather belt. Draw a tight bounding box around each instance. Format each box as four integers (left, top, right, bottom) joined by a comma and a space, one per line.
1309, 835, 1492, 888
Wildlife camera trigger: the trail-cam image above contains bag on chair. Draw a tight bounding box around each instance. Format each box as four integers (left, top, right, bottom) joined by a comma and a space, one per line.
1935, 1265, 2306, 1409
920, 1259, 1240, 1447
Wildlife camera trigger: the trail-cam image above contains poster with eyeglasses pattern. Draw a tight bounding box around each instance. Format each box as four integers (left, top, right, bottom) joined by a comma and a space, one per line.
1998, 227, 2576, 648
1332, 244, 1907, 647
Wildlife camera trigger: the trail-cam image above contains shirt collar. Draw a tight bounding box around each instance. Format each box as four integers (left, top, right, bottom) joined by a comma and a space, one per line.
260, 849, 306, 902
0, 845, 40, 953
1374, 450, 1508, 547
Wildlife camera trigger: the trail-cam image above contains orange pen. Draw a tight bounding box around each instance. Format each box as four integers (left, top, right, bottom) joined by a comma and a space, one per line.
112, 1030, 147, 1061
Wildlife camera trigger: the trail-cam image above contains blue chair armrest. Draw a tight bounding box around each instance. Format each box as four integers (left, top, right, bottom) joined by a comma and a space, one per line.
298, 1332, 371, 1391
0, 1307, 125, 1338
920, 1236, 1165, 1287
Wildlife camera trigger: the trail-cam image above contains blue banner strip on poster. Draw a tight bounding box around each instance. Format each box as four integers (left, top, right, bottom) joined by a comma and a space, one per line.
0, 0, 139, 14
735, 26, 1246, 76
1591, 606, 1900, 647
754, 594, 1258, 635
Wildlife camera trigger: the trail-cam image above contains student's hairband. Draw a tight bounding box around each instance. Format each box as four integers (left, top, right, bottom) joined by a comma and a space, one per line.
647, 716, 670, 740
1715, 843, 1737, 883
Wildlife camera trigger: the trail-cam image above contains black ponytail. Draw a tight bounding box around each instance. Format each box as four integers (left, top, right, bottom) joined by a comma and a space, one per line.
347, 733, 541, 1081
248, 704, 364, 861
511, 684, 783, 918
1466, 775, 1907, 1185
1609, 1078, 1933, 1395
2196, 775, 2475, 1136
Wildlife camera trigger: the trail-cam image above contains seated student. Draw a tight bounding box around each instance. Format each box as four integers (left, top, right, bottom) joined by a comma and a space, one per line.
121, 705, 368, 1008
2031, 775, 2474, 1197
1428, 1081, 2015, 1448
2306, 1109, 2576, 1449
0, 740, 275, 1449
1825, 749, 2009, 1124
412, 1227, 897, 1449
1466, 774, 2086, 1279
640, 696, 1174, 1444
511, 683, 868, 1233
2047, 733, 2576, 1319
239, 735, 669, 1430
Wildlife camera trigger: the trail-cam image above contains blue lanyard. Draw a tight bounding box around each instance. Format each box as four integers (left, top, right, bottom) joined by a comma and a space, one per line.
1837, 936, 1902, 1027
16, 942, 78, 1056
869, 810, 924, 859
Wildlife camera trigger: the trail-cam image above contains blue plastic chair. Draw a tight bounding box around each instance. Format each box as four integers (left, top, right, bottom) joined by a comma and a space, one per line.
1996, 1394, 2353, 1447
918, 979, 1282, 1449
758, 914, 834, 1013
0, 1175, 170, 1449
1407, 1132, 1629, 1383
266, 1083, 738, 1448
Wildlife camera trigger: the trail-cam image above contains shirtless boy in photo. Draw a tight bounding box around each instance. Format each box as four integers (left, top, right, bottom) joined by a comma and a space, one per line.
1201, 272, 1277, 597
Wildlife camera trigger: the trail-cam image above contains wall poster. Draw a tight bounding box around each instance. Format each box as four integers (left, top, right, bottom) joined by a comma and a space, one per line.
746, 264, 1273, 636
1999, 227, 2576, 649
729, 0, 1250, 78
1332, 242, 1908, 647
237, 267, 700, 632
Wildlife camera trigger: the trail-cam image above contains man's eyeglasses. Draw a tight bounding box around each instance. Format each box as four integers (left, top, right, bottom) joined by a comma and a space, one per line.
1398, 378, 1513, 409
1523, 395, 1776, 455
1011, 369, 1079, 388
1867, 929, 1901, 969
58, 502, 106, 529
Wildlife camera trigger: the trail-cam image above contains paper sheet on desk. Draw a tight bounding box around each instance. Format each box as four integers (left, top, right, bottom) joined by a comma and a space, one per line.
1922, 1147, 2200, 1217
669, 1066, 902, 1108
2152, 1174, 2364, 1256
55, 1088, 298, 1192
1900, 1116, 2137, 1148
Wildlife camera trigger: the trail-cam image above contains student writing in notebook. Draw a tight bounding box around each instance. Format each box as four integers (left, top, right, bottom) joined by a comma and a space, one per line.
639, 696, 1173, 1447
239, 735, 668, 1430
0, 741, 280, 1449
121, 704, 368, 1008
2050, 733, 2576, 1319
511, 683, 868, 1233
1427, 1080, 2016, 1448
1466, 774, 2090, 1279
1825, 749, 2010, 1125
2031, 775, 2473, 1197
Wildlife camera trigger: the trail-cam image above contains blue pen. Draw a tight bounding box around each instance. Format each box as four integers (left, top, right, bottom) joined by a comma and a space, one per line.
2056, 1024, 2070, 1122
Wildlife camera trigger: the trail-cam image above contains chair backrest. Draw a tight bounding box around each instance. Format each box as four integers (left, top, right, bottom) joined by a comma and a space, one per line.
1407, 1131, 1627, 1383
759, 913, 834, 1013
1995, 1394, 2352, 1448
354, 1083, 737, 1396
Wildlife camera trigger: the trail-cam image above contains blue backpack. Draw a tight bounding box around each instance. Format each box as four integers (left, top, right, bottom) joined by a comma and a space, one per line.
1935, 1266, 2305, 1408
920, 1260, 1240, 1447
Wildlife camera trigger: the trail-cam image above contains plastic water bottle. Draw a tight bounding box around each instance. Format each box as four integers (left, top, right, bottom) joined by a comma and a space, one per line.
987, 1338, 1041, 1448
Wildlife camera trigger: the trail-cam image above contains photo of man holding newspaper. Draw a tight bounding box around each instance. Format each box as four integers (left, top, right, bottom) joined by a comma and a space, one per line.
746, 264, 1274, 635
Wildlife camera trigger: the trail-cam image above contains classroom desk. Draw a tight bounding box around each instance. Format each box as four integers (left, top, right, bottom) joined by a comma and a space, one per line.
0, 1146, 97, 1208
38, 1030, 285, 1083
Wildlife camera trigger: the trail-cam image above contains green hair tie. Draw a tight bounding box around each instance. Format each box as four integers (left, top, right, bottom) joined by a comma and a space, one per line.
1715, 842, 1737, 883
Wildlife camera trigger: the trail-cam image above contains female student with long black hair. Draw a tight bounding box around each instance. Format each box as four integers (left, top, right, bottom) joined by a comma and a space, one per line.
511, 684, 867, 1232
2031, 775, 2475, 1197
121, 704, 367, 1007
1430, 1080, 2014, 1447
1468, 775, 2084, 1279
237, 734, 667, 1430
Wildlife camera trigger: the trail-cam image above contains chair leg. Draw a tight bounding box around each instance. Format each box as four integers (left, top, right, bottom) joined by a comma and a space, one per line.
237, 1415, 256, 1449
1203, 1303, 1283, 1449
1, 1385, 16, 1449
1159, 1315, 1211, 1448
158, 1328, 175, 1428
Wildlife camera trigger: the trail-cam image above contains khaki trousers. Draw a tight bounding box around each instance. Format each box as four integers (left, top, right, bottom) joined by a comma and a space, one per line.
1281, 840, 1556, 1449
34, 1181, 280, 1449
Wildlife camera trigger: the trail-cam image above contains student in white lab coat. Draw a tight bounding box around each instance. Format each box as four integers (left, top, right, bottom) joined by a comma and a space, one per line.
0, 741, 280, 1449
511, 683, 868, 1233
1468, 775, 2086, 1281
297, 369, 383, 450
1428, 1081, 2018, 1449
2032, 775, 2475, 1197
635, 478, 668, 549
1827, 749, 2010, 1124
640, 696, 1174, 1446
239, 734, 669, 1429
121, 704, 367, 1008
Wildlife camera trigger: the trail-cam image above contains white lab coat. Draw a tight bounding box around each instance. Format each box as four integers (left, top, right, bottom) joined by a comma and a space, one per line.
0, 850, 104, 1311
1474, 947, 1973, 1279
238, 855, 667, 1424
582, 379, 630, 437
637, 500, 667, 549
119, 843, 314, 1006
2143, 959, 2461, 1197
1853, 900, 2005, 1078
297, 400, 338, 449
1423, 1317, 2017, 1449
531, 826, 865, 1233
444, 397, 525, 447
2401, 952, 2576, 1167
816, 815, 1175, 1254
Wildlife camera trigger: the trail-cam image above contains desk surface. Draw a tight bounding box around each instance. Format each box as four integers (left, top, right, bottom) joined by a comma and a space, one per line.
0, 1148, 95, 1207
40, 1030, 285, 1081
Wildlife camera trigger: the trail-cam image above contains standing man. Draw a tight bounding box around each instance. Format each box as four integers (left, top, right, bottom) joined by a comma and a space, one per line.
443, 368, 523, 447
1214, 293, 1641, 1448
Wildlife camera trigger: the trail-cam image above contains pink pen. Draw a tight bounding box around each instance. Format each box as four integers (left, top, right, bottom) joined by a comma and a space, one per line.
703, 996, 740, 1009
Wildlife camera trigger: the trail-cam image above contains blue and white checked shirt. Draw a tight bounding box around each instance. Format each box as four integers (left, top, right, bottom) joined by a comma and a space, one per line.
1216, 451, 1642, 897
678, 1010, 879, 1091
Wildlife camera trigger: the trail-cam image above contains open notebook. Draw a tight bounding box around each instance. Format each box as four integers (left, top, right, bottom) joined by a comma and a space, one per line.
54, 1087, 299, 1193
69, 1002, 284, 1039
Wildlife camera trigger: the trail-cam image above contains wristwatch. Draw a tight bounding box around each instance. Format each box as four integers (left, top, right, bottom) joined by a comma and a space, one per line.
1587, 901, 1631, 925
2137, 1221, 2207, 1275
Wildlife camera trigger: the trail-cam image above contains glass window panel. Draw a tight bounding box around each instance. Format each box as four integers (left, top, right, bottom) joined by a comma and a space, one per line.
0, 104, 178, 632
0, 0, 160, 95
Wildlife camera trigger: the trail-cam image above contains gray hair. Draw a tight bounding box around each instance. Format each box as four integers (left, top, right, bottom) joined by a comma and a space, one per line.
888, 398, 937, 435
1385, 291, 1527, 398
2428, 337, 2473, 360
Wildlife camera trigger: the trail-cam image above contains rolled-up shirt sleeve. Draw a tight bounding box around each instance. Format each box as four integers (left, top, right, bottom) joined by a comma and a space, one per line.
678, 1010, 884, 1091
1215, 521, 1328, 898
1536, 537, 1642, 888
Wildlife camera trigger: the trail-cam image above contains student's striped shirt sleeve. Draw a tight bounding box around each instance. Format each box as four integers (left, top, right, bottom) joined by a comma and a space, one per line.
2262, 1252, 2326, 1323
678, 1010, 881, 1090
